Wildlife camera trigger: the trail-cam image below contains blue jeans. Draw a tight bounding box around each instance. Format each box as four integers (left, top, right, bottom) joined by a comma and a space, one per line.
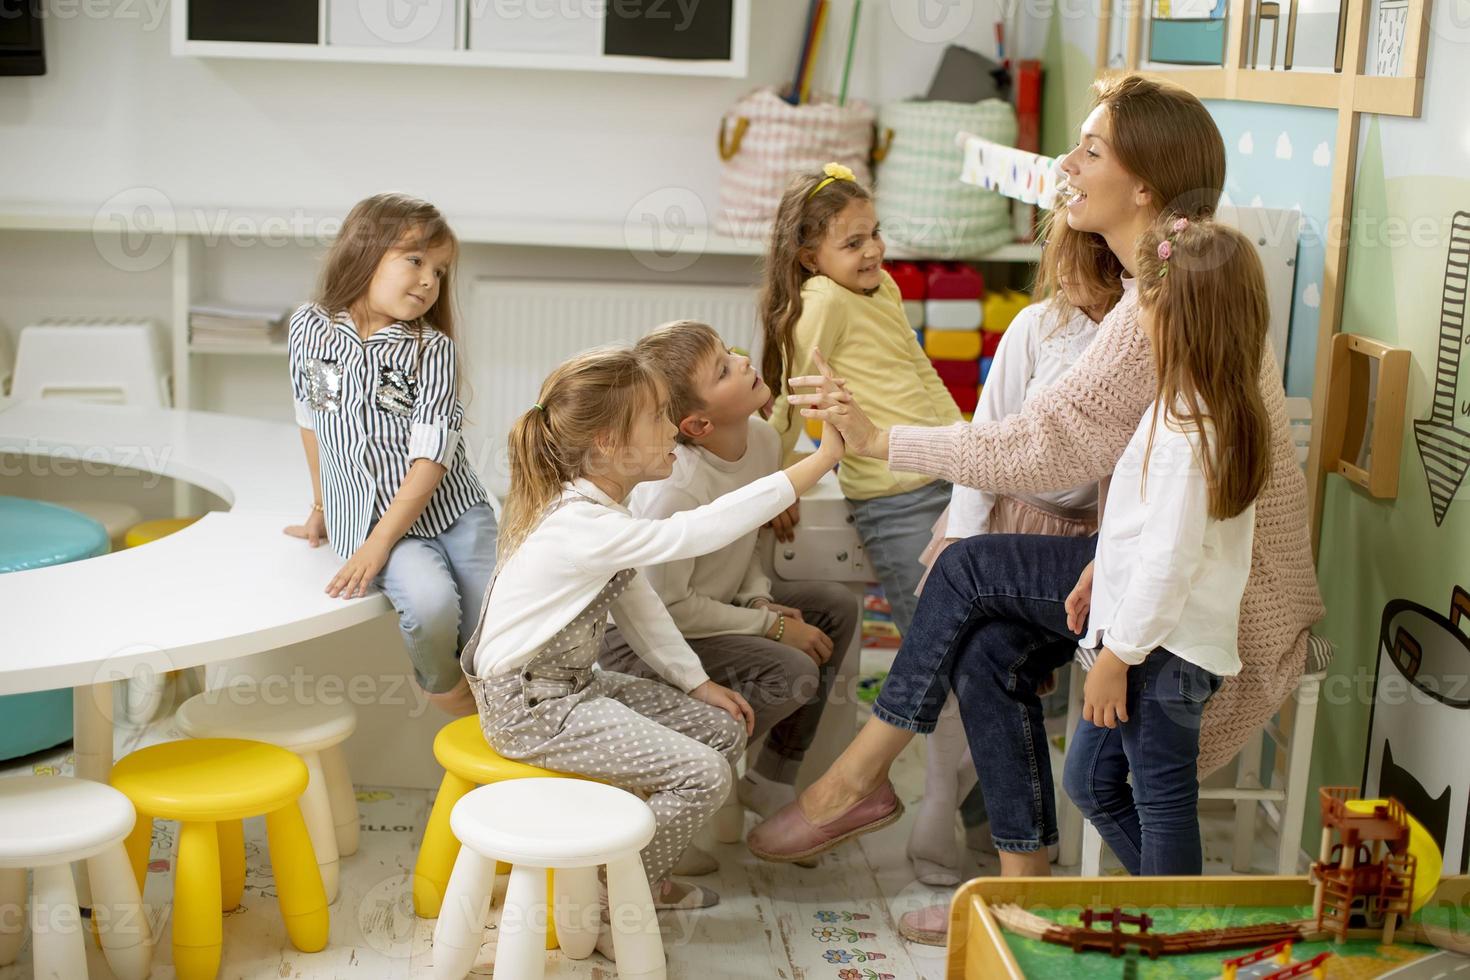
847, 480, 951, 635
1062, 650, 1223, 875
375, 502, 498, 693
871, 532, 1096, 852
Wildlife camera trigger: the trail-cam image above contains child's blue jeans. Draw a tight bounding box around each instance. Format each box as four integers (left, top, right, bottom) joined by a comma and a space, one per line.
1062, 649, 1223, 875
374, 502, 498, 693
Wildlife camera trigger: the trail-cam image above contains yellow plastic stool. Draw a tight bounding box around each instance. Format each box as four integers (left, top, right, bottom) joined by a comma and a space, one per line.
111, 739, 329, 980
123, 516, 201, 549
413, 717, 601, 951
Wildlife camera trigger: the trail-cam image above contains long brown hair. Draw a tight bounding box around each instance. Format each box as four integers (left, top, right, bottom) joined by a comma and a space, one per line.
1135, 215, 1271, 520
498, 347, 661, 561
317, 193, 461, 343
758, 170, 872, 427
1035, 74, 1226, 319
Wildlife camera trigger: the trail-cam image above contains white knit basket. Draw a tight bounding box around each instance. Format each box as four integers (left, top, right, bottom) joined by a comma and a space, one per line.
875, 99, 1018, 258
716, 88, 877, 242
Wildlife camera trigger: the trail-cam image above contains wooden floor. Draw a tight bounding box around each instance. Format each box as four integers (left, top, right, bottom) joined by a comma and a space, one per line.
0, 661, 1286, 980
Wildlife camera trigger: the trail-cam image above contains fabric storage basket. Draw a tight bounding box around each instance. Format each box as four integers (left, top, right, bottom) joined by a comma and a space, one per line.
716, 88, 877, 242
875, 100, 1018, 258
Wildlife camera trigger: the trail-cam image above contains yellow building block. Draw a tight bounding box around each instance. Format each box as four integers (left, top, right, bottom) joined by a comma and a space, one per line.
925, 330, 982, 361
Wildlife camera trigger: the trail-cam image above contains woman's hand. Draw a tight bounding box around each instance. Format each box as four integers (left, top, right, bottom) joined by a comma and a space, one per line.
284, 508, 328, 548
1065, 560, 1095, 635
788, 348, 890, 459
1082, 648, 1130, 729
690, 680, 756, 735
326, 540, 390, 599
766, 500, 800, 543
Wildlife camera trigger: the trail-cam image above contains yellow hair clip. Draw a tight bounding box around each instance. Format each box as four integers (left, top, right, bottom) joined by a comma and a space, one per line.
808, 162, 856, 200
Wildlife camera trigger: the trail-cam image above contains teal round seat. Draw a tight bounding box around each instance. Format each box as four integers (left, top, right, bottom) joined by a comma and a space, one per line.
0, 497, 110, 762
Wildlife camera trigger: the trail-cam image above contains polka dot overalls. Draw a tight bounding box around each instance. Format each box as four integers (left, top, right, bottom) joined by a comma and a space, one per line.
463, 568, 747, 886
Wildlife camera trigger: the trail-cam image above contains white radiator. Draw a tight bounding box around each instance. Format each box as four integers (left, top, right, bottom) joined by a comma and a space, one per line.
463, 279, 759, 496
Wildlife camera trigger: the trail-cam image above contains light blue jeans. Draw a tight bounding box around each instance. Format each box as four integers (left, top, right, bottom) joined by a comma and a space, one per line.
374, 502, 498, 693
847, 480, 952, 636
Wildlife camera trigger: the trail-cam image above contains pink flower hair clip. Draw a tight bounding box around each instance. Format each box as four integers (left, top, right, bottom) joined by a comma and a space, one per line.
1156, 216, 1189, 277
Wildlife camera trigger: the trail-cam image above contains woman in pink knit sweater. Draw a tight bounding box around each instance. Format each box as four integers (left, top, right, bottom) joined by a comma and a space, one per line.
747, 74, 1324, 907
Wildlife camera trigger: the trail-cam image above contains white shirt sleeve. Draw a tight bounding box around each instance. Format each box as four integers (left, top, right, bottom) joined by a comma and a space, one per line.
572, 471, 796, 577
947, 311, 1042, 538
1102, 425, 1210, 664
607, 573, 712, 692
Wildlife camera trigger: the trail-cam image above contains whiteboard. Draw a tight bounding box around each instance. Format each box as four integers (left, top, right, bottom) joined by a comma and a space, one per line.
1217, 205, 1301, 380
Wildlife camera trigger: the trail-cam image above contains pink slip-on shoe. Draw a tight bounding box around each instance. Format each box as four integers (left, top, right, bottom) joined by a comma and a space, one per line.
746, 782, 903, 863
897, 903, 950, 946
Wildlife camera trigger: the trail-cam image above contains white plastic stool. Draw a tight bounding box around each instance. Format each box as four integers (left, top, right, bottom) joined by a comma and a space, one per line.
0, 776, 153, 980
11, 320, 169, 406
174, 687, 359, 901
434, 778, 663, 980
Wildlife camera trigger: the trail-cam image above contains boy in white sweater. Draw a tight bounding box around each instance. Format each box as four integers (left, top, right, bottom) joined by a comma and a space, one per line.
600, 321, 860, 826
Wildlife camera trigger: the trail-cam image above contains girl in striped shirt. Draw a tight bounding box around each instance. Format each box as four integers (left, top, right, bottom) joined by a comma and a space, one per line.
286, 193, 496, 717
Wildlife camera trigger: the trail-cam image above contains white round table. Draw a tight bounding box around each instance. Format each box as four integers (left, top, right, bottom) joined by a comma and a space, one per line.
0, 400, 390, 787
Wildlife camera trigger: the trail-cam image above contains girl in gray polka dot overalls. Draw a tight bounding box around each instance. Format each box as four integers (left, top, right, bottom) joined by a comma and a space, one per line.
464, 348, 845, 911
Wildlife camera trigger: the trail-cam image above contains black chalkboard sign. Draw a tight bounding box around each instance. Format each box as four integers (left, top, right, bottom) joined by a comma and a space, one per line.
189, 0, 318, 44
604, 0, 733, 60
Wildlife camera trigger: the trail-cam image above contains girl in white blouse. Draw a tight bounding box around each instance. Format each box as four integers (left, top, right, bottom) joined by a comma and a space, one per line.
1061, 215, 1272, 876
463, 345, 844, 915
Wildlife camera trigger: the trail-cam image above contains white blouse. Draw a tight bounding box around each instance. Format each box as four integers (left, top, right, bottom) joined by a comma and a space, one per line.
947, 301, 1101, 538
1080, 402, 1255, 677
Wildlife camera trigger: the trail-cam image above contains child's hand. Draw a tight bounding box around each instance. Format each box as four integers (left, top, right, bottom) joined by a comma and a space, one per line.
1065, 560, 1095, 635
752, 598, 804, 622
690, 680, 755, 736
790, 347, 888, 459
771, 616, 834, 666
326, 540, 390, 599
1082, 648, 1130, 729
284, 508, 328, 548
766, 500, 801, 542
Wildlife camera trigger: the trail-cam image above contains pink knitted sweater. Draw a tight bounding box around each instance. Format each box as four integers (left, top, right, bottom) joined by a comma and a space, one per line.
888, 288, 1325, 775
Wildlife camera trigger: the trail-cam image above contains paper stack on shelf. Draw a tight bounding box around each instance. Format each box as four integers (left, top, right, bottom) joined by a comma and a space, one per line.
189, 303, 287, 348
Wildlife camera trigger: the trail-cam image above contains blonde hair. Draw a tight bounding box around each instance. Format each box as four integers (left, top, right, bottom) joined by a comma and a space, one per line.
634, 321, 726, 445
499, 347, 661, 561
1035, 74, 1226, 320
1135, 215, 1271, 520
317, 193, 461, 344
759, 170, 873, 429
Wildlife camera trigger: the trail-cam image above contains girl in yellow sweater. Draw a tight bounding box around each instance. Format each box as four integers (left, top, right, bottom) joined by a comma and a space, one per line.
760, 164, 963, 635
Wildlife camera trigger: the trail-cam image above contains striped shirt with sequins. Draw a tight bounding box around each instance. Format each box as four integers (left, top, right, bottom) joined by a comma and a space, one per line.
287, 303, 487, 559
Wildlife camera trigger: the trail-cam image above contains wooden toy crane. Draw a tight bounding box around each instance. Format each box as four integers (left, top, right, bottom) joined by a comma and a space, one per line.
1311, 786, 1418, 944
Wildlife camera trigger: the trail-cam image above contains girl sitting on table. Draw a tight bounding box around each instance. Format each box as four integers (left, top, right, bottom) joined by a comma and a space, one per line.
285, 193, 496, 718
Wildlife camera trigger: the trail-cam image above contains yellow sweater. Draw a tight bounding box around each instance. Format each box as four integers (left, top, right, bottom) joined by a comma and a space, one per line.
771, 271, 962, 501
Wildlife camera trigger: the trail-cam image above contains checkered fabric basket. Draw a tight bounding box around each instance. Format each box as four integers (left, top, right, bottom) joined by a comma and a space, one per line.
715, 87, 877, 242
875, 99, 1018, 258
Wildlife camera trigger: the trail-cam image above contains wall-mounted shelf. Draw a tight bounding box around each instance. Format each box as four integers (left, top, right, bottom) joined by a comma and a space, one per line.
188, 344, 288, 357
0, 204, 1043, 264
1321, 332, 1411, 498
172, 0, 750, 78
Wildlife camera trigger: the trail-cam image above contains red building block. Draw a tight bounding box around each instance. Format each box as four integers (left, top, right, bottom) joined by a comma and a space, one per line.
982, 330, 1002, 358
946, 382, 979, 414
925, 262, 984, 300
885, 261, 926, 300
933, 359, 980, 388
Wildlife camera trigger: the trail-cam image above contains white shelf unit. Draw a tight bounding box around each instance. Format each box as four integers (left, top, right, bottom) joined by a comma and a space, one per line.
2, 205, 1042, 432
171, 0, 751, 78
